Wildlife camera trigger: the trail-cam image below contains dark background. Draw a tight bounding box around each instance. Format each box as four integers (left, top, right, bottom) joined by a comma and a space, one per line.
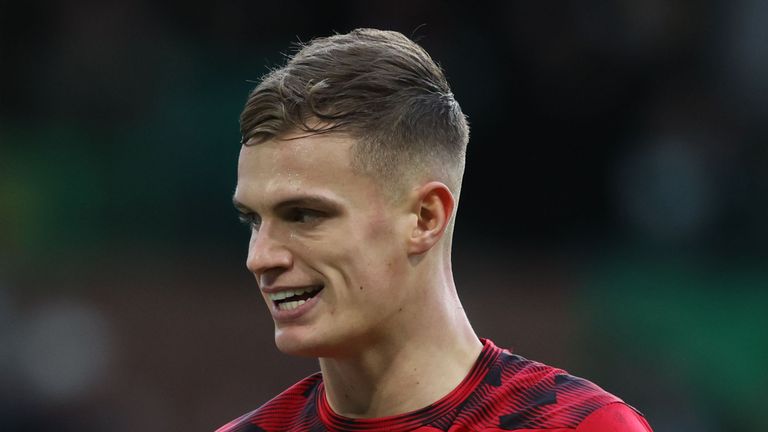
1, 1, 766, 431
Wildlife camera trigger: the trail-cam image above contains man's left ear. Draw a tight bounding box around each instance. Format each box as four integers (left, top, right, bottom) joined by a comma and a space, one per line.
408, 182, 455, 255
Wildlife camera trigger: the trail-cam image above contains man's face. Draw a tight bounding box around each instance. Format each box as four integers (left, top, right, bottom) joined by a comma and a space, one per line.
233, 132, 415, 357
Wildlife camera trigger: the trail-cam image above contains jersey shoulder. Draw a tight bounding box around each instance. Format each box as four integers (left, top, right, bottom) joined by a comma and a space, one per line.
215, 373, 322, 432
574, 402, 653, 432
473, 350, 647, 431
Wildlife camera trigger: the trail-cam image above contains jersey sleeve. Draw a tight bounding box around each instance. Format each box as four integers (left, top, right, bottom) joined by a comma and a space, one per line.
575, 402, 653, 432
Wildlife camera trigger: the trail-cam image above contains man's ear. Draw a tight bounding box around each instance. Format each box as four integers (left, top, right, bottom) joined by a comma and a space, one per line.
408, 182, 455, 255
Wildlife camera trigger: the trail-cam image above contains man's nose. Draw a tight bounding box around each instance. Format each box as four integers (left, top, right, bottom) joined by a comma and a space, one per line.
245, 224, 293, 279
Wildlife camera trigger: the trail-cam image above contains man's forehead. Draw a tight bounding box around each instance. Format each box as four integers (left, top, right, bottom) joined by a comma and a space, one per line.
234, 133, 376, 209
239, 133, 355, 171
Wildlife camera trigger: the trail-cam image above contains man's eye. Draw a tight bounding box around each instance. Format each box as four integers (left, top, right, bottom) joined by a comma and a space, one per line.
286, 208, 324, 224
237, 212, 261, 230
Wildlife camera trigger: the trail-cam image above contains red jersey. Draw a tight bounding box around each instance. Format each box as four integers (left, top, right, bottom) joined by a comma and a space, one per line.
217, 339, 652, 431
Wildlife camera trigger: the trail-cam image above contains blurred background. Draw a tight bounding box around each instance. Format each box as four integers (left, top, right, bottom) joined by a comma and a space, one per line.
1, 1, 766, 431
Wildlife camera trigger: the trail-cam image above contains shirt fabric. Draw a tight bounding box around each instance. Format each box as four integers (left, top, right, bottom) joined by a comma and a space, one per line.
217, 338, 653, 431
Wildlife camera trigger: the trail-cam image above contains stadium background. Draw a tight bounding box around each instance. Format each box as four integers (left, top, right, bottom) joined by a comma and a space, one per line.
1, 1, 766, 431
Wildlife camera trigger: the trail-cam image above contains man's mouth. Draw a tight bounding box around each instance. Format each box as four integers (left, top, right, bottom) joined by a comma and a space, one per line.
268, 285, 324, 311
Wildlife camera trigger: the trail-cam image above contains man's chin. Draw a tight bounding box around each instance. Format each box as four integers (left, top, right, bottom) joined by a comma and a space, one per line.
274, 330, 334, 358
274, 324, 372, 358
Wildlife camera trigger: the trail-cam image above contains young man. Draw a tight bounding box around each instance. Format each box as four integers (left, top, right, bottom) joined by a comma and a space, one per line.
222, 28, 652, 432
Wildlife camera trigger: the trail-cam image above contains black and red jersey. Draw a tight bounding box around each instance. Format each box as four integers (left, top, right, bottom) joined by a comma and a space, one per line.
217, 339, 652, 431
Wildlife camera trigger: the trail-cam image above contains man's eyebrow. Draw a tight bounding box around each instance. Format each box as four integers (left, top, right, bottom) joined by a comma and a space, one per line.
275, 195, 340, 210
231, 195, 341, 213
232, 197, 251, 213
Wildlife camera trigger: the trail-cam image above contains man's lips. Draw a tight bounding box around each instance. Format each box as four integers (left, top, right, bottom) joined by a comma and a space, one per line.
264, 285, 324, 312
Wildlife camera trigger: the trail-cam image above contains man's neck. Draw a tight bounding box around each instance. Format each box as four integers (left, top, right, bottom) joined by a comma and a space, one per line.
318, 298, 482, 419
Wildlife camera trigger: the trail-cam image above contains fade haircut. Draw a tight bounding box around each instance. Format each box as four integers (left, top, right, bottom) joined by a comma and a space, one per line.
240, 28, 470, 197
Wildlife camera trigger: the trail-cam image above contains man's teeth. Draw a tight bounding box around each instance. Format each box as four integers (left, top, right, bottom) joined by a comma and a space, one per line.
277, 299, 306, 311
268, 286, 320, 302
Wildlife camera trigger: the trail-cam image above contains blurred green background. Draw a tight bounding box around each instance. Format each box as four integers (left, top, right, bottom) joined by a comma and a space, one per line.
1, 1, 766, 431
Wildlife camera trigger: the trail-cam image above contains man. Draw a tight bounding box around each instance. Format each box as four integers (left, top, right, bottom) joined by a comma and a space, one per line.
221, 28, 652, 432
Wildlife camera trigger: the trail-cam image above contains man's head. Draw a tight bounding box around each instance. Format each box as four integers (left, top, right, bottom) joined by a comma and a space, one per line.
234, 29, 470, 357
240, 28, 469, 199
